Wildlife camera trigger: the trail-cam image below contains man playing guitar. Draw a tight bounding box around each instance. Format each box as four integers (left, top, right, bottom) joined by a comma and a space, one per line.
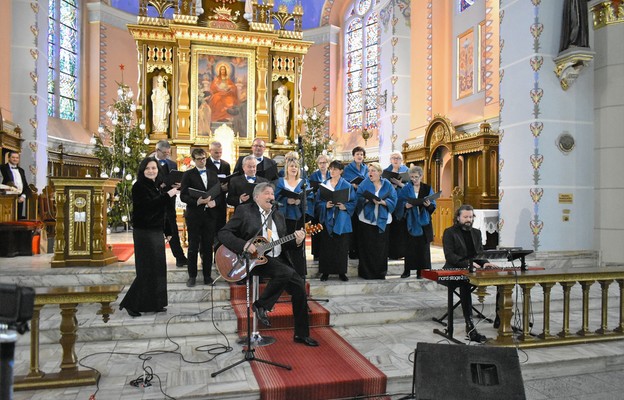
217, 182, 319, 347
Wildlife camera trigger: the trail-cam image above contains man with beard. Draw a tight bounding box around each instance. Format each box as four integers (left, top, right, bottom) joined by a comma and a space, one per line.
442, 204, 496, 343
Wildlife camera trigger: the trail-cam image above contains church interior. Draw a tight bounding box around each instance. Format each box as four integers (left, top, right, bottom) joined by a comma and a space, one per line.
1, 0, 624, 399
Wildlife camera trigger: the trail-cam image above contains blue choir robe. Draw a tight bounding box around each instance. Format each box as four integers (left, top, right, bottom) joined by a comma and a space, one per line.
356, 178, 397, 233
343, 161, 368, 185
274, 177, 308, 221
396, 183, 436, 237
315, 177, 357, 235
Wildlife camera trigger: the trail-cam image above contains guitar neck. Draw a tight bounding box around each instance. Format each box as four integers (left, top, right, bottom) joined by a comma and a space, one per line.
259, 232, 297, 253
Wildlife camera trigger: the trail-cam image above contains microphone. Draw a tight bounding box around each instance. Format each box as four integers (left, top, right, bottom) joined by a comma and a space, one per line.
269, 200, 283, 207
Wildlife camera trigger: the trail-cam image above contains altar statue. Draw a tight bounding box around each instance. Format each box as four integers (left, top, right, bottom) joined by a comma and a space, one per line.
273, 85, 290, 139
151, 75, 170, 133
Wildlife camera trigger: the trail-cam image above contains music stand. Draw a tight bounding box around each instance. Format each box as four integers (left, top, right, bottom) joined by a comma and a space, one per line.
236, 275, 276, 347
212, 206, 291, 377
477, 248, 534, 271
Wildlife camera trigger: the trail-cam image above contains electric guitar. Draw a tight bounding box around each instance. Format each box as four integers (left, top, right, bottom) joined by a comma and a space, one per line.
215, 222, 323, 282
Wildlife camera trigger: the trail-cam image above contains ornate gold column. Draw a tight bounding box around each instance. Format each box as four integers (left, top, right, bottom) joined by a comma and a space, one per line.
177, 40, 191, 140
256, 46, 270, 140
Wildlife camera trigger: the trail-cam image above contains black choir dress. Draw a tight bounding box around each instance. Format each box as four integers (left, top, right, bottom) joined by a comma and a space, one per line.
119, 176, 170, 313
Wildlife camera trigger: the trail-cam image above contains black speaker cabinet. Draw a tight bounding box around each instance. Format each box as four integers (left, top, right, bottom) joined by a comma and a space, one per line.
414, 342, 525, 400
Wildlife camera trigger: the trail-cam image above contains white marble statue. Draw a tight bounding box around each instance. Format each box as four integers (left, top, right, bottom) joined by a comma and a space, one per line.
273, 85, 290, 139
151, 75, 170, 133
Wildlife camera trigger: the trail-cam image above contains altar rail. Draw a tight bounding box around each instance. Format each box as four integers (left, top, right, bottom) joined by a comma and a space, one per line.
468, 267, 624, 348
13, 285, 124, 391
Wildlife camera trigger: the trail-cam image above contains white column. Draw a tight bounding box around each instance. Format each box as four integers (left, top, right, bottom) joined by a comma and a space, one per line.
499, 0, 594, 252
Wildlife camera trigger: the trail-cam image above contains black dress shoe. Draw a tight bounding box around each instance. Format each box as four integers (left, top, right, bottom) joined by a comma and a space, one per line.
186, 277, 196, 287
400, 272, 410, 278
294, 336, 319, 347
493, 315, 500, 329
339, 274, 349, 282
320, 274, 328, 281
176, 258, 188, 267
204, 276, 214, 285
252, 302, 271, 327
126, 309, 141, 317
156, 307, 167, 313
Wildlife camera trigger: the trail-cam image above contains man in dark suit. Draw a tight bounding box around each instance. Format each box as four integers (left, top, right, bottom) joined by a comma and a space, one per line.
1, 151, 32, 219
227, 155, 268, 209
155, 140, 188, 267
442, 204, 496, 343
233, 138, 278, 182
218, 182, 319, 347
180, 148, 221, 287
205, 141, 231, 234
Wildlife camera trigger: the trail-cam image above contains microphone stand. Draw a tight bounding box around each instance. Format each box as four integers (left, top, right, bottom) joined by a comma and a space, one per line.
211, 204, 291, 377
296, 136, 329, 305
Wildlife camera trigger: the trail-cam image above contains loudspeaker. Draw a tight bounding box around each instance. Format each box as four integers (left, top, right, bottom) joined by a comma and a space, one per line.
414, 342, 525, 400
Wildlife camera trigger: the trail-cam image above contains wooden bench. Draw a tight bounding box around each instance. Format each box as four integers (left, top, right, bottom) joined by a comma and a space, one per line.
13, 284, 124, 391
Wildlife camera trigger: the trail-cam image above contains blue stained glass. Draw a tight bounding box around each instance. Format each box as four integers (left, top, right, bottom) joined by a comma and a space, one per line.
48, 69, 55, 94
63, 0, 77, 8
460, 0, 475, 13
60, 1, 77, 29
59, 49, 76, 75
48, 93, 55, 117
59, 73, 76, 98
365, 46, 377, 68
50, 0, 57, 18
48, 43, 56, 68
59, 97, 76, 121
60, 25, 77, 53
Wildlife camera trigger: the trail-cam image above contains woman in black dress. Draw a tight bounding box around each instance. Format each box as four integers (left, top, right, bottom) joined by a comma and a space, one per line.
119, 157, 179, 317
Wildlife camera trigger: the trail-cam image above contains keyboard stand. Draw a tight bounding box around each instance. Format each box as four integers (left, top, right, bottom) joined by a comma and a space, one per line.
432, 285, 493, 327
432, 282, 465, 345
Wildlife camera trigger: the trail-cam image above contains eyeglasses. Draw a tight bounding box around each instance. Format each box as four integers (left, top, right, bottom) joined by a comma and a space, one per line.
194, 157, 207, 161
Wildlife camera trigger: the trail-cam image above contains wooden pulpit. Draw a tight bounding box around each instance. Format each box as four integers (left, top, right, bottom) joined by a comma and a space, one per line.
50, 177, 120, 267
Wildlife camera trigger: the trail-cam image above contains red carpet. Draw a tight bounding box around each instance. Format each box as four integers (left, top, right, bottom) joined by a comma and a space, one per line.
229, 283, 387, 400
110, 243, 134, 262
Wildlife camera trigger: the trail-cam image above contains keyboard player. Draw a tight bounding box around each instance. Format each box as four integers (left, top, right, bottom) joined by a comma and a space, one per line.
442, 204, 497, 343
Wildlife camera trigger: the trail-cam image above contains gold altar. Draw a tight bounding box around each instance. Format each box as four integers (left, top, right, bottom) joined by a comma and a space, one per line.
129, 0, 312, 160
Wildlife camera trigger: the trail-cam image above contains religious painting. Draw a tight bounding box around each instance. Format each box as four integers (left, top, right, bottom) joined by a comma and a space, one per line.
457, 28, 474, 99
191, 46, 255, 140
478, 20, 486, 92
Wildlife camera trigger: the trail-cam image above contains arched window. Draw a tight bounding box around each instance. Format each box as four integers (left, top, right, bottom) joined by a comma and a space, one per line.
48, 0, 80, 121
344, 0, 379, 132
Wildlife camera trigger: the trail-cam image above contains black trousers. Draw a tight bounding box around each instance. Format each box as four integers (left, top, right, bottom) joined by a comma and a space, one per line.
252, 254, 309, 338
165, 206, 185, 260
186, 212, 215, 280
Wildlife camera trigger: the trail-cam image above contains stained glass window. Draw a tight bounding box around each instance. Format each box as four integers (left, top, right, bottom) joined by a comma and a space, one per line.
48, 0, 79, 121
459, 0, 475, 13
345, 0, 379, 132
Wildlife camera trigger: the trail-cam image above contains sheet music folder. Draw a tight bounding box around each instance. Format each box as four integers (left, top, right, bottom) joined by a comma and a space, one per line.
381, 170, 410, 183
188, 183, 222, 200
476, 248, 534, 270
164, 170, 183, 187
407, 191, 442, 206
319, 186, 350, 204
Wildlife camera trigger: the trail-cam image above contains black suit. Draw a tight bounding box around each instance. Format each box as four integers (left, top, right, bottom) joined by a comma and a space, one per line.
233, 155, 279, 182
206, 158, 231, 233
156, 157, 186, 262
218, 203, 310, 338
226, 175, 268, 208
442, 224, 489, 321
1, 164, 32, 219
180, 168, 221, 281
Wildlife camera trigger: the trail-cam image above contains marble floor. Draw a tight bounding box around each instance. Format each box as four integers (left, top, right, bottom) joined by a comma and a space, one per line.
2, 232, 624, 399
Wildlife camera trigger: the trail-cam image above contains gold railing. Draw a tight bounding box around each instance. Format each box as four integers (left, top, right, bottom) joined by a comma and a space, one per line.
13, 285, 124, 390
468, 267, 624, 348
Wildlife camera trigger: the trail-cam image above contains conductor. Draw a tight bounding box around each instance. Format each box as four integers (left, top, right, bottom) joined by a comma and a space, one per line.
442, 204, 496, 343
218, 182, 319, 347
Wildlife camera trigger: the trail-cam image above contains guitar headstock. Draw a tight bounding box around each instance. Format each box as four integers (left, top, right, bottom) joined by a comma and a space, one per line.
304, 222, 323, 235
